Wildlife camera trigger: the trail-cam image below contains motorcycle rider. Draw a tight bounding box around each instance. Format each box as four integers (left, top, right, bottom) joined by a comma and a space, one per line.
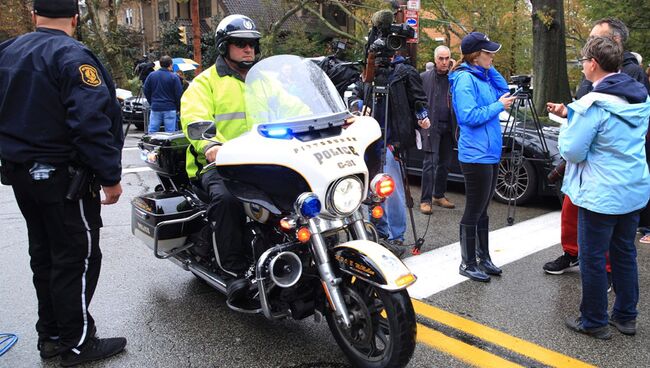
180, 14, 261, 310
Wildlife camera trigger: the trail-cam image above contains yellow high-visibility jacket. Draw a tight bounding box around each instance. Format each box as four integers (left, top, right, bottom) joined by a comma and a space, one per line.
180, 59, 252, 179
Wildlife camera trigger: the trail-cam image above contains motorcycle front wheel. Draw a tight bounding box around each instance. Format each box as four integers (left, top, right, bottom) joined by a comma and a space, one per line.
325, 277, 416, 368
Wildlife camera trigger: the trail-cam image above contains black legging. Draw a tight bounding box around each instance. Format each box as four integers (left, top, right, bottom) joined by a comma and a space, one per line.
460, 163, 498, 225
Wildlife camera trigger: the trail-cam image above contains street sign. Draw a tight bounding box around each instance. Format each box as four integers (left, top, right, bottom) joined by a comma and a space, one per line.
405, 10, 419, 44
407, 0, 421, 10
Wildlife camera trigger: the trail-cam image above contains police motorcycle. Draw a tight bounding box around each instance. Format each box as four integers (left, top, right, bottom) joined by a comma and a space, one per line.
131, 55, 417, 368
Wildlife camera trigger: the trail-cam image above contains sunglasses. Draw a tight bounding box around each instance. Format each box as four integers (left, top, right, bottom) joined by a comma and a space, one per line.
231, 38, 258, 49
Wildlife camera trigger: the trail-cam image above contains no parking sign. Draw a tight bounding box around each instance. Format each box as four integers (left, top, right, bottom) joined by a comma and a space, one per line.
405, 10, 419, 44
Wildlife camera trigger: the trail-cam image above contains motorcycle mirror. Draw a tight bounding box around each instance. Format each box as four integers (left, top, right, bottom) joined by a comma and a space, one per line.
187, 120, 217, 140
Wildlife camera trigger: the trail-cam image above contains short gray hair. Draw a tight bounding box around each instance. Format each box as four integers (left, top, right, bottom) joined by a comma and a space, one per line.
425, 62, 434, 71
434, 45, 450, 58
594, 17, 629, 45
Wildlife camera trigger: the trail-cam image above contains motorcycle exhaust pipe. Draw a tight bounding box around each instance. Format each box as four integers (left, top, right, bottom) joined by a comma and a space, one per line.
269, 251, 302, 288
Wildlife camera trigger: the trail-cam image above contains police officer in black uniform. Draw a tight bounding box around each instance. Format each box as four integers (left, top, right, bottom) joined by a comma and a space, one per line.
0, 1, 126, 366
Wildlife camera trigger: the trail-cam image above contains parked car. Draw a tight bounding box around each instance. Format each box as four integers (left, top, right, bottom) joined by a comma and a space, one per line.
122, 95, 149, 131
406, 112, 563, 205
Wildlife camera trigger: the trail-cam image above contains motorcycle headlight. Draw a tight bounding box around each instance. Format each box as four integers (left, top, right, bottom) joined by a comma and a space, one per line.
326, 176, 363, 216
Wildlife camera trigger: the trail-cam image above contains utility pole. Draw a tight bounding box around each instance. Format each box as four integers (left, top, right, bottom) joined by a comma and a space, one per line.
396, 0, 420, 67
190, 0, 202, 74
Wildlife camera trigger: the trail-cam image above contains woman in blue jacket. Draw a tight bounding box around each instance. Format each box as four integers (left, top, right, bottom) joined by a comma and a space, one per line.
449, 32, 515, 282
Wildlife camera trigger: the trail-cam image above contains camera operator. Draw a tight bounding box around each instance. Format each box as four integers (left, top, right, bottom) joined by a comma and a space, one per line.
449, 32, 515, 282
348, 9, 429, 249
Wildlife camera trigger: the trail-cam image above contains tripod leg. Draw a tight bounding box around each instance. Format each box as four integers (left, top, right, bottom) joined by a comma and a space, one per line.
394, 150, 425, 254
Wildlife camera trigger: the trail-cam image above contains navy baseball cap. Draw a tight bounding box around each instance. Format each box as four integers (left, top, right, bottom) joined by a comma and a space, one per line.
460, 32, 501, 54
33, 0, 79, 18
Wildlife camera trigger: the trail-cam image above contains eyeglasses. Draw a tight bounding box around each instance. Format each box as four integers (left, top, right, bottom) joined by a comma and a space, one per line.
231, 38, 258, 49
578, 57, 595, 64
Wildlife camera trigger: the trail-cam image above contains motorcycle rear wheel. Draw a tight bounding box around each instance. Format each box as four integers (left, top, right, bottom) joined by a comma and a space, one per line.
325, 278, 416, 368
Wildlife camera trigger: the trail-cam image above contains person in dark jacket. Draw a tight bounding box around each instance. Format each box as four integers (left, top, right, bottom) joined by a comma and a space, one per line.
348, 54, 429, 249
0, 0, 126, 365
448, 32, 515, 282
419, 45, 456, 214
543, 17, 649, 278
143, 55, 183, 133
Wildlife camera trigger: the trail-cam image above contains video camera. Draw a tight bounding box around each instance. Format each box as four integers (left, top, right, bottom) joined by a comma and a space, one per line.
368, 24, 414, 57
366, 10, 415, 65
510, 75, 532, 91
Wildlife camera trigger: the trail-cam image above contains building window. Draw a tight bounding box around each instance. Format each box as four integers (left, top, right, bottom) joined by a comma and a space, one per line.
158, 2, 170, 22
125, 8, 134, 25
199, 0, 211, 19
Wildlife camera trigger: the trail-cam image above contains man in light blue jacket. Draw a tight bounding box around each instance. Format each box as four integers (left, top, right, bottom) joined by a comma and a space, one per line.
558, 36, 650, 339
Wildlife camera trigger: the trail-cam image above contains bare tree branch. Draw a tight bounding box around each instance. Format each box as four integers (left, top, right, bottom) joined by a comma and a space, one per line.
303, 4, 365, 44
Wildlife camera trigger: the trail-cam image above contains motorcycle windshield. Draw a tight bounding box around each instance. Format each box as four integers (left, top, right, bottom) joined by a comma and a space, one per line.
245, 55, 349, 131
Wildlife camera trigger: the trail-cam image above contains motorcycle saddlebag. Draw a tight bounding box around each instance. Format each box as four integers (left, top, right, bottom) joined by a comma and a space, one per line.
138, 132, 189, 176
131, 191, 204, 253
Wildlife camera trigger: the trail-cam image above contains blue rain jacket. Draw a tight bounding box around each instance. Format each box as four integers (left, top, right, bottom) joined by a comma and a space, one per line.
560, 73, 650, 215
449, 63, 509, 164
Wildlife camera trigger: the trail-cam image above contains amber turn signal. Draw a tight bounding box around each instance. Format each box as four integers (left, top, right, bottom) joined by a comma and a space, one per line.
371, 205, 384, 219
297, 227, 311, 243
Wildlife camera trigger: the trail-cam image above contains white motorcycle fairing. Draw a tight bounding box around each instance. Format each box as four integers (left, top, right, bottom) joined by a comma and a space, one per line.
333, 240, 417, 291
215, 116, 380, 217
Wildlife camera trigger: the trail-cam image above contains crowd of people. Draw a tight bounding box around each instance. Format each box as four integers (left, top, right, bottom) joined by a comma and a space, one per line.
1, 0, 649, 365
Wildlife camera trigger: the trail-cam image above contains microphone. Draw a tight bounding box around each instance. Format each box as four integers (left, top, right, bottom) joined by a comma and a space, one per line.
415, 101, 428, 120
371, 9, 394, 30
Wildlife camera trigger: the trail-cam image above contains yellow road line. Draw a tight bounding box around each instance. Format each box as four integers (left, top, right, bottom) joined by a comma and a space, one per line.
413, 299, 596, 368
417, 323, 524, 368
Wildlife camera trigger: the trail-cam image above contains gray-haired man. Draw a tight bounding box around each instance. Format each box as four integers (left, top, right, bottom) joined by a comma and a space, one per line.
419, 45, 455, 214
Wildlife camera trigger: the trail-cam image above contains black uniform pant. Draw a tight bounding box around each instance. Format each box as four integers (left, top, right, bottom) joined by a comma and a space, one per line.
421, 122, 453, 202
460, 163, 498, 226
5, 162, 102, 350
200, 169, 248, 276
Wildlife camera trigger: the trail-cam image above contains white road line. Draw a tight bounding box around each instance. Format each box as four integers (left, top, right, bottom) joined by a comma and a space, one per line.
405, 211, 561, 299
123, 147, 141, 151
123, 167, 152, 174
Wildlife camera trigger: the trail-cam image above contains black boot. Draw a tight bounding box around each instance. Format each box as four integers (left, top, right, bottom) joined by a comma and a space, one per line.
226, 277, 261, 311
459, 224, 490, 282
476, 217, 502, 276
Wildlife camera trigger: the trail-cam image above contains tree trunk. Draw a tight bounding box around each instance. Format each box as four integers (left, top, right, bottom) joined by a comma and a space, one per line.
0, 0, 32, 41
531, 0, 572, 115
87, 0, 128, 86
508, 0, 518, 76
190, 0, 202, 74
106, 0, 128, 86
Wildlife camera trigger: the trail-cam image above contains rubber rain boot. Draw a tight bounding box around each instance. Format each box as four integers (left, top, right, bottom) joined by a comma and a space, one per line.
476, 217, 502, 275
459, 223, 490, 282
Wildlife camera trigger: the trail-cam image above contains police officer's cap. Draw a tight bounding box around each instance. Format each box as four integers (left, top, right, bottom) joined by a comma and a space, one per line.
33, 0, 79, 18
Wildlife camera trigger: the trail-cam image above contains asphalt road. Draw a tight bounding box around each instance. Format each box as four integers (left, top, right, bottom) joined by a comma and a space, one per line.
1, 126, 648, 368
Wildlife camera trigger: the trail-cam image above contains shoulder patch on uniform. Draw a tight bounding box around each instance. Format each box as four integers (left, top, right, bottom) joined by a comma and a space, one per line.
79, 64, 102, 87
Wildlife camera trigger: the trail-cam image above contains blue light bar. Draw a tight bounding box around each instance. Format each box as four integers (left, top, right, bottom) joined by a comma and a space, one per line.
267, 127, 290, 137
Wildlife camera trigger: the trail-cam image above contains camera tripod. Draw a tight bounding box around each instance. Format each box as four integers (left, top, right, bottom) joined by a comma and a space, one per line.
501, 87, 552, 225
368, 67, 425, 255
